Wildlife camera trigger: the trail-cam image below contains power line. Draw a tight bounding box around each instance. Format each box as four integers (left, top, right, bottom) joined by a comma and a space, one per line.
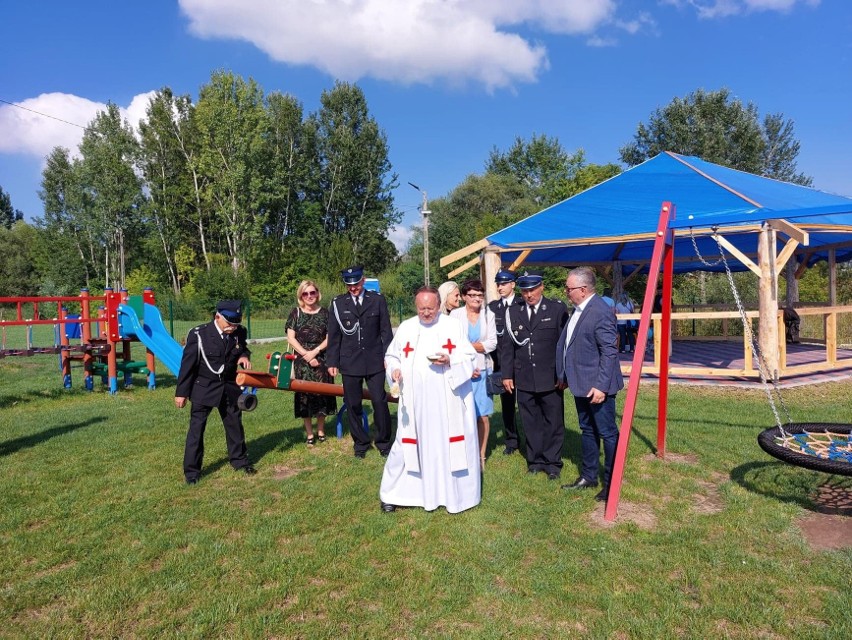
0, 98, 87, 129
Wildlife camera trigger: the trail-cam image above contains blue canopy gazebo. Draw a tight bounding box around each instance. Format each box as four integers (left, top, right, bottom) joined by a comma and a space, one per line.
440, 152, 852, 520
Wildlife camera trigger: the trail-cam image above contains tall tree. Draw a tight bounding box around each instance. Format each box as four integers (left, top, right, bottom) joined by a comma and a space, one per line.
195, 71, 269, 272
419, 172, 537, 282
619, 88, 811, 185
486, 134, 585, 207
78, 103, 144, 289
307, 81, 399, 273
0, 222, 39, 296
264, 91, 308, 245
38, 147, 100, 290
0, 186, 24, 228
138, 88, 196, 293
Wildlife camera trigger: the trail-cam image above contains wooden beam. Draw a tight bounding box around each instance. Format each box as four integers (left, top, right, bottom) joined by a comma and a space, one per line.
713, 233, 761, 276
623, 263, 645, 285
508, 249, 532, 272
768, 218, 809, 245
794, 252, 812, 278
440, 238, 489, 268
447, 255, 480, 279
775, 238, 800, 272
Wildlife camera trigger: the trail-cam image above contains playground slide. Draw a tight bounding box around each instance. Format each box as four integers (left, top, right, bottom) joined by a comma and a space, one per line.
117, 303, 183, 376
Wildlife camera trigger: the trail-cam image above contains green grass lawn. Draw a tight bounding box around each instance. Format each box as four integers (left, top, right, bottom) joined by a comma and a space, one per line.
0, 343, 850, 639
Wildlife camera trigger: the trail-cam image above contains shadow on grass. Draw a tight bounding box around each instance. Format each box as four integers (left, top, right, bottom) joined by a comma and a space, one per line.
730, 460, 825, 512
0, 386, 91, 409
0, 415, 108, 457
205, 425, 307, 474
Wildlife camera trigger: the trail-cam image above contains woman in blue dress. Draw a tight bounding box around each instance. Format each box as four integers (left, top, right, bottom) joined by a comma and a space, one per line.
450, 279, 497, 469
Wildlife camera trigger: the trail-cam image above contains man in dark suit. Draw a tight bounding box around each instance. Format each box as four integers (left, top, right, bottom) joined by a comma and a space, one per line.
175, 300, 256, 484
327, 265, 394, 458
488, 269, 522, 455
556, 267, 625, 502
501, 270, 569, 479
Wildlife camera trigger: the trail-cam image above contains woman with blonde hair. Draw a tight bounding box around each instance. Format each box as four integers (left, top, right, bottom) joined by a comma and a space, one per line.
285, 280, 336, 445
438, 281, 461, 315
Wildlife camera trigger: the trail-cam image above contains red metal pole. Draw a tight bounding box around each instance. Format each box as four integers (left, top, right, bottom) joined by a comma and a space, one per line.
144, 288, 156, 388
656, 236, 676, 458
80, 289, 93, 391
605, 202, 675, 521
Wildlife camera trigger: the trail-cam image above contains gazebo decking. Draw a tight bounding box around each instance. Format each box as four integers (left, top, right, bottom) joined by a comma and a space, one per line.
623, 339, 852, 388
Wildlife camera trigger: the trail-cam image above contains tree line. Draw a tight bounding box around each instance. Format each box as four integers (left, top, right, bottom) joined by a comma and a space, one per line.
3, 84, 843, 313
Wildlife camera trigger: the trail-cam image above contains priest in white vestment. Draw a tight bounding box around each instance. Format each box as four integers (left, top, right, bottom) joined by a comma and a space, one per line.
379, 287, 481, 514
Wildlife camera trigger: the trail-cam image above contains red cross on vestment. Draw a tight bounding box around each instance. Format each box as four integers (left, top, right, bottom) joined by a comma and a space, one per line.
442, 339, 456, 354
402, 342, 414, 357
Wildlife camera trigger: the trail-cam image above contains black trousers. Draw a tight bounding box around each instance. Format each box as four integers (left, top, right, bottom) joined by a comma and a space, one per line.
342, 370, 392, 454
516, 388, 564, 475
183, 392, 249, 480
500, 388, 519, 449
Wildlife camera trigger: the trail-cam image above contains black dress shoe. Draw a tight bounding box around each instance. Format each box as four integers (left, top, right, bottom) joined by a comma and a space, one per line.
354, 451, 366, 459
527, 468, 541, 475
186, 477, 199, 485
503, 446, 517, 456
595, 488, 609, 502
380, 449, 390, 458
561, 477, 598, 490
547, 472, 560, 481
240, 465, 257, 475
380, 502, 396, 513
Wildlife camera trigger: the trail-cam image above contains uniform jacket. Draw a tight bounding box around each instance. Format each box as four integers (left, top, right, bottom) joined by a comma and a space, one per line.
556, 294, 624, 397
488, 295, 522, 370
326, 290, 393, 376
501, 296, 569, 393
175, 320, 250, 407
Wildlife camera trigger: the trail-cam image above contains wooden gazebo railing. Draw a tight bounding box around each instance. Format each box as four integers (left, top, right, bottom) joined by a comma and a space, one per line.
618, 304, 852, 379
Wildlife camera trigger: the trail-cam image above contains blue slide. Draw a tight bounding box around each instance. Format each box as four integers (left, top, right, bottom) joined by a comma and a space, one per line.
117, 303, 183, 376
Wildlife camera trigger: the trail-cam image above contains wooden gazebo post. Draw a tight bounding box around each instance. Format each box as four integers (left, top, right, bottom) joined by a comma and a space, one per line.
757, 223, 780, 380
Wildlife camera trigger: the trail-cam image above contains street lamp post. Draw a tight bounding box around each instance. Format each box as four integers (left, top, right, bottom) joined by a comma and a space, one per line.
408, 181, 431, 287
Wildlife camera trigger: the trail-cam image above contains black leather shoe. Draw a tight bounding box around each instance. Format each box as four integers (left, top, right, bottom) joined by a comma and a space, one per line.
503, 446, 517, 455
380, 449, 390, 458
595, 488, 609, 502
527, 468, 541, 475
547, 472, 560, 481
561, 477, 598, 490
240, 465, 257, 475
354, 451, 366, 459
380, 502, 396, 513
186, 477, 199, 485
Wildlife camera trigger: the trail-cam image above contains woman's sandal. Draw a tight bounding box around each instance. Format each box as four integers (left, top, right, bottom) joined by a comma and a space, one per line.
317, 433, 327, 443
306, 436, 316, 446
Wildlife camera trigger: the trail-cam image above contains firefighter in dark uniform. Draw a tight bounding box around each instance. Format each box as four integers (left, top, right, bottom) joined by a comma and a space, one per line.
175, 300, 256, 484
488, 269, 523, 455
500, 271, 569, 479
326, 266, 394, 458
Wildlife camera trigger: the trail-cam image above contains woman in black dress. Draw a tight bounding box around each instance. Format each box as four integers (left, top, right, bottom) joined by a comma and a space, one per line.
286, 280, 337, 445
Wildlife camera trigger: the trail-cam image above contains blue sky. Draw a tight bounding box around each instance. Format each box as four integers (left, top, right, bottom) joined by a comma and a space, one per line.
1, 0, 849, 251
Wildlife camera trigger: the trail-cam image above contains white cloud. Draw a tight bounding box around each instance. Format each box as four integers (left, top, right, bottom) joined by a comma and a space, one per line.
0, 92, 156, 161
178, 0, 618, 89
662, 0, 820, 19
388, 223, 414, 253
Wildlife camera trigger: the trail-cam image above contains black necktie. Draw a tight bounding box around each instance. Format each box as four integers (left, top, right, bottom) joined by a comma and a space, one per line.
529, 305, 537, 322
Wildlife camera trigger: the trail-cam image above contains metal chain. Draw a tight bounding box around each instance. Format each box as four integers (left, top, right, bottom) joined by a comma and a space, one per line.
689, 228, 724, 267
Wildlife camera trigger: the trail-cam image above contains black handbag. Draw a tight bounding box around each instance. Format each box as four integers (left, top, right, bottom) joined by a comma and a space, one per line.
485, 371, 504, 396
